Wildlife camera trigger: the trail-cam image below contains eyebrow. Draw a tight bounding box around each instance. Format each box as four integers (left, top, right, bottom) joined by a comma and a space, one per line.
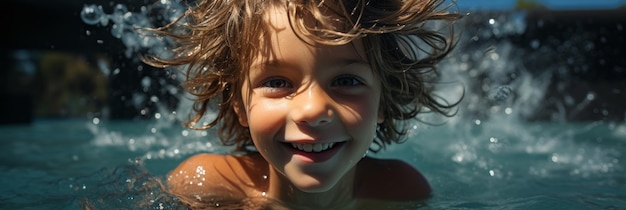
251, 59, 369, 70
250, 59, 297, 70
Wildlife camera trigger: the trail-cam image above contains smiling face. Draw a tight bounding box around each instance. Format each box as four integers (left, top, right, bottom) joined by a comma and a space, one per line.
234, 6, 383, 193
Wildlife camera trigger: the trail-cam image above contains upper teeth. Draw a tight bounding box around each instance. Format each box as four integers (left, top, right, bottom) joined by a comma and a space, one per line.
291, 142, 336, 152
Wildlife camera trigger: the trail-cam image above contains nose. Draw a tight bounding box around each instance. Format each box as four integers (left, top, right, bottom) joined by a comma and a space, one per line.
290, 84, 334, 127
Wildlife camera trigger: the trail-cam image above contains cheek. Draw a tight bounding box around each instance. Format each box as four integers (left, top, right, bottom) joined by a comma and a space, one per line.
246, 100, 288, 136
341, 96, 381, 134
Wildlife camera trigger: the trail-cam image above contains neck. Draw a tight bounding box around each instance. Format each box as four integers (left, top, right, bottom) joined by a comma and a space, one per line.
265, 165, 358, 209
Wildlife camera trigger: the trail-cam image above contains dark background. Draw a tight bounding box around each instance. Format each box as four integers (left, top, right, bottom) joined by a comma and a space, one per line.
2, 0, 179, 124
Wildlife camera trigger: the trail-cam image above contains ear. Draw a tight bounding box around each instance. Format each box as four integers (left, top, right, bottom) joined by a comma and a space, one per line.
233, 100, 249, 127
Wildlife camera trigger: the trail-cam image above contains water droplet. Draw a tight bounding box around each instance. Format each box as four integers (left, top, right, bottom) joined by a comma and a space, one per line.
489, 137, 498, 143
489, 86, 513, 103
81, 4, 105, 25
150, 96, 159, 103
586, 92, 595, 101
490, 52, 500, 60
530, 39, 540, 49
551, 154, 559, 162
111, 23, 124, 39
141, 76, 152, 89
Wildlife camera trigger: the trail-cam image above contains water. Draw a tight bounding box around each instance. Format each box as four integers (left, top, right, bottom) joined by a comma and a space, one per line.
1, 119, 624, 209
404, 121, 626, 209
2, 1, 625, 209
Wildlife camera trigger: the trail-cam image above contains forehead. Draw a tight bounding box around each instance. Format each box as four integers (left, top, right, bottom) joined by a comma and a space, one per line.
254, 5, 367, 65
262, 2, 353, 41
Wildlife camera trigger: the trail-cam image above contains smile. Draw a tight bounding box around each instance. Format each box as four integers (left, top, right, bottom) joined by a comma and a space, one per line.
282, 141, 347, 163
290, 142, 336, 152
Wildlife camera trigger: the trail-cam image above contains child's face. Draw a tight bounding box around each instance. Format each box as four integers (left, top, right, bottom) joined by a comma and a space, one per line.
236, 6, 383, 193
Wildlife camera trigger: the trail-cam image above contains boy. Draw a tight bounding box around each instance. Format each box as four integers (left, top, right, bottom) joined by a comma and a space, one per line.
142, 0, 461, 208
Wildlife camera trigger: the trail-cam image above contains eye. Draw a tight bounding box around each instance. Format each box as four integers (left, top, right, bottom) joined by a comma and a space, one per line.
261, 78, 292, 88
257, 78, 294, 97
332, 76, 363, 87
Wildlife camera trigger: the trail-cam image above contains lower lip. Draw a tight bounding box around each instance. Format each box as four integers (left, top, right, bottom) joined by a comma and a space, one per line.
284, 142, 345, 163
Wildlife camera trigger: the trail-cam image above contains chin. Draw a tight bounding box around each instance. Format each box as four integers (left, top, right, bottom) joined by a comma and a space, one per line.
289, 173, 343, 193
295, 183, 334, 193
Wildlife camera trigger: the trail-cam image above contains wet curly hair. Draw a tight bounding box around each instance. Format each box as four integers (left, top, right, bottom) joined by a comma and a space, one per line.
141, 0, 463, 152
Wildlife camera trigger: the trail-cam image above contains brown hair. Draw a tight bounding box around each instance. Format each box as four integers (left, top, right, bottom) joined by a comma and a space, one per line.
141, 0, 463, 152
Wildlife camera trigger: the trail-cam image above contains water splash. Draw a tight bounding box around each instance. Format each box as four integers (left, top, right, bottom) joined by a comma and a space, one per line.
403, 10, 624, 187
81, 2, 184, 59
58, 160, 187, 209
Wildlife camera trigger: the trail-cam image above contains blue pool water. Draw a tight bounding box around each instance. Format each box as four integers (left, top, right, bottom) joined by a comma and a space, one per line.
1, 118, 625, 209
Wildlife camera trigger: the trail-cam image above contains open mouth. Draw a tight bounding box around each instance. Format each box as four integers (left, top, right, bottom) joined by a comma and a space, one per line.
290, 142, 337, 153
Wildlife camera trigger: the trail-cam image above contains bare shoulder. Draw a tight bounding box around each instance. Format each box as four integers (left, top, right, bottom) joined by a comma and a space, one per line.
356, 157, 432, 201
166, 153, 268, 202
